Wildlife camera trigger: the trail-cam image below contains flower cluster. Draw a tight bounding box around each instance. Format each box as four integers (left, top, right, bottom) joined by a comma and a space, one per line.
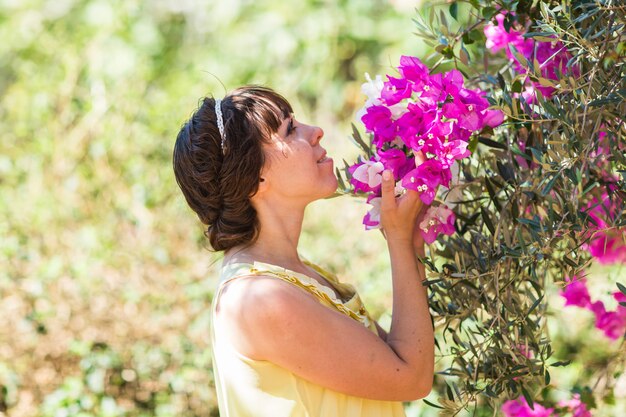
484, 12, 580, 101
502, 394, 592, 417
560, 275, 626, 340
349, 55, 504, 240
582, 193, 626, 265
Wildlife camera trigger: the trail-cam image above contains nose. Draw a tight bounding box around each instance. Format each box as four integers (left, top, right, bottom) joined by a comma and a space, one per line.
311, 125, 324, 146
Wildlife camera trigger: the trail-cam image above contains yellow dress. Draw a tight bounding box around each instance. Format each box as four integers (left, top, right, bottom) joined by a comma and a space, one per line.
210, 259, 407, 417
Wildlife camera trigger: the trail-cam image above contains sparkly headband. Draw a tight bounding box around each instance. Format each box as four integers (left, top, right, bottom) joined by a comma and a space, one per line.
215, 99, 226, 152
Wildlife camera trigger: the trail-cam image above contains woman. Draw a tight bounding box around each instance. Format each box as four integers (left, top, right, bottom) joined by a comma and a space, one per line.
173, 86, 434, 417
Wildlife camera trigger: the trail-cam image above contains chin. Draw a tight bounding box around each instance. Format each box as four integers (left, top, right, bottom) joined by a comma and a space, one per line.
323, 178, 339, 197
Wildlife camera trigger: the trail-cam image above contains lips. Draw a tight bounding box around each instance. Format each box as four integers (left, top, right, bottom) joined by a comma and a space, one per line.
316, 151, 330, 164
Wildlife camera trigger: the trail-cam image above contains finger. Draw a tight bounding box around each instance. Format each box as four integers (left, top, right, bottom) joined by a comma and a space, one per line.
415, 150, 426, 166
397, 187, 420, 206
380, 170, 396, 212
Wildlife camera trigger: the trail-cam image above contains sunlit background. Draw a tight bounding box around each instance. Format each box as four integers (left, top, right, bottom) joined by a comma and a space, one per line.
1, 1, 623, 416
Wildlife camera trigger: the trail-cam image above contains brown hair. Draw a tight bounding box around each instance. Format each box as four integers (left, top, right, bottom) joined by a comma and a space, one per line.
172, 86, 293, 251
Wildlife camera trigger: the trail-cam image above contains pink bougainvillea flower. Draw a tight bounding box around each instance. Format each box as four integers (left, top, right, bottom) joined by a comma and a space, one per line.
442, 101, 482, 132
582, 193, 626, 264
363, 195, 382, 230
397, 54, 429, 84
427, 117, 455, 141
442, 88, 490, 132
586, 234, 626, 265
425, 137, 471, 169
484, 12, 533, 57
589, 300, 626, 340
402, 173, 437, 205
376, 148, 408, 179
381, 75, 413, 105
562, 274, 626, 340
418, 205, 456, 244
361, 105, 397, 147
502, 397, 554, 417
484, 12, 530, 54
483, 109, 505, 127
615, 291, 626, 305
558, 394, 592, 417
484, 12, 580, 100
395, 102, 438, 151
402, 159, 452, 205
420, 70, 464, 104
350, 158, 385, 192
560, 276, 592, 308
417, 73, 444, 106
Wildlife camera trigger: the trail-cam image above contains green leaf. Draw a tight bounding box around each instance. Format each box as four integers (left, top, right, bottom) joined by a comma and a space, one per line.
423, 399, 444, 409
550, 360, 572, 367
482, 6, 496, 19
485, 178, 502, 211
350, 123, 371, 156
497, 161, 515, 183
508, 44, 528, 68
526, 295, 544, 316
468, 134, 479, 153
541, 173, 560, 196
439, 10, 448, 29
478, 136, 507, 150
335, 167, 348, 192
446, 383, 454, 400
521, 386, 535, 410
617, 282, 626, 295
449, 2, 458, 20
481, 207, 495, 236
528, 147, 543, 163
511, 146, 532, 161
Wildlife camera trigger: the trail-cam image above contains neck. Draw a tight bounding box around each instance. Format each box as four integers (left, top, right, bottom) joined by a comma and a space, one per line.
225, 198, 307, 268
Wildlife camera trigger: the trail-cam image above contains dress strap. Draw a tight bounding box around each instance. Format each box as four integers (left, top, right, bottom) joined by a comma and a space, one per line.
217, 261, 373, 329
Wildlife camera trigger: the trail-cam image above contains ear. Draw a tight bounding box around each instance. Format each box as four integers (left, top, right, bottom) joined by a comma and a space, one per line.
256, 175, 269, 195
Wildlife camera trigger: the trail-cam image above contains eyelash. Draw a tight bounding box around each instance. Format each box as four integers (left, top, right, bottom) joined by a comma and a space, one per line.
287, 118, 296, 135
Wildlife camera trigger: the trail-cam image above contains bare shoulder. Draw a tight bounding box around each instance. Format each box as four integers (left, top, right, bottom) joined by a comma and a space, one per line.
215, 274, 319, 358
217, 274, 313, 318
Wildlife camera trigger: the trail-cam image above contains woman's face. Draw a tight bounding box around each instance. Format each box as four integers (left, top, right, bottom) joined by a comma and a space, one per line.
258, 114, 337, 204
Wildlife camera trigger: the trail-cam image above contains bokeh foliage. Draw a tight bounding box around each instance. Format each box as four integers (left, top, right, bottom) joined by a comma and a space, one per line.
0, 1, 425, 416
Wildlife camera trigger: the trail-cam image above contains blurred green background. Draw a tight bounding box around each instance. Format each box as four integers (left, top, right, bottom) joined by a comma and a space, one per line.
1, 0, 624, 416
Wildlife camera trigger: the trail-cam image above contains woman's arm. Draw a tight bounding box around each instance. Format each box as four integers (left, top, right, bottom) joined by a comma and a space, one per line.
216, 171, 434, 401
374, 320, 388, 342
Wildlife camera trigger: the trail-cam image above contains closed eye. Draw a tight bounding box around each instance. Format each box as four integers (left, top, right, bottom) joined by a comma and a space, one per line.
287, 117, 297, 135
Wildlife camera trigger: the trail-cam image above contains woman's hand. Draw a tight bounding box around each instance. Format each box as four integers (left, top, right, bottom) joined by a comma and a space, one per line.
379, 170, 423, 245
412, 205, 428, 257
